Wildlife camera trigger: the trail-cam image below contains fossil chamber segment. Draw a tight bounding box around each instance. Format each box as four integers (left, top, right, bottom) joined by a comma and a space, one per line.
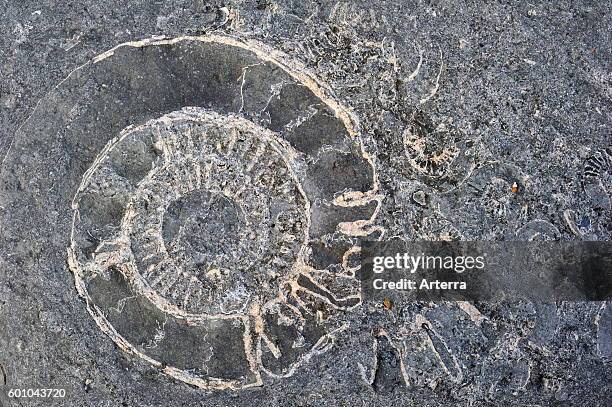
62, 35, 379, 389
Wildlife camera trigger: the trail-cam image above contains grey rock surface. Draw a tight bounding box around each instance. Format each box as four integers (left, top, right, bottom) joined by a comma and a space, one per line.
0, 1, 610, 406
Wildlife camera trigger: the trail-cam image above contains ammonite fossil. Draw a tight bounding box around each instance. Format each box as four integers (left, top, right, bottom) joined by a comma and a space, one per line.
402, 118, 478, 193
35, 35, 380, 389
438, 163, 528, 239
579, 145, 612, 238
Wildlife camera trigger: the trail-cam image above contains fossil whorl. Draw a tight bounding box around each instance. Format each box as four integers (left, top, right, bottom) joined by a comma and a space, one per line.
56, 35, 380, 389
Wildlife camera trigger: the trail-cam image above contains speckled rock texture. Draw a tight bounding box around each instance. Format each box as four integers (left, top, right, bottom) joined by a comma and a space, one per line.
0, 1, 610, 406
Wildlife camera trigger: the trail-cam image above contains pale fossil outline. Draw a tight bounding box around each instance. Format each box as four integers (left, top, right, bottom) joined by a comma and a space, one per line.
58, 34, 382, 390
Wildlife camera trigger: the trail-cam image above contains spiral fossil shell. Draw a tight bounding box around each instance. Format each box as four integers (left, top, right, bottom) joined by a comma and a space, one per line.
47, 35, 381, 389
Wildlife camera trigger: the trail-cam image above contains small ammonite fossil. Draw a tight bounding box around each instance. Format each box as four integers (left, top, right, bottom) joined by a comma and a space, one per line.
57, 35, 380, 389
582, 146, 612, 235
402, 115, 478, 193
437, 162, 528, 239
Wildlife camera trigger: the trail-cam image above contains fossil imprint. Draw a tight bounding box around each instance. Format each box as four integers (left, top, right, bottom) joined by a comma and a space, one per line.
64, 35, 380, 389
